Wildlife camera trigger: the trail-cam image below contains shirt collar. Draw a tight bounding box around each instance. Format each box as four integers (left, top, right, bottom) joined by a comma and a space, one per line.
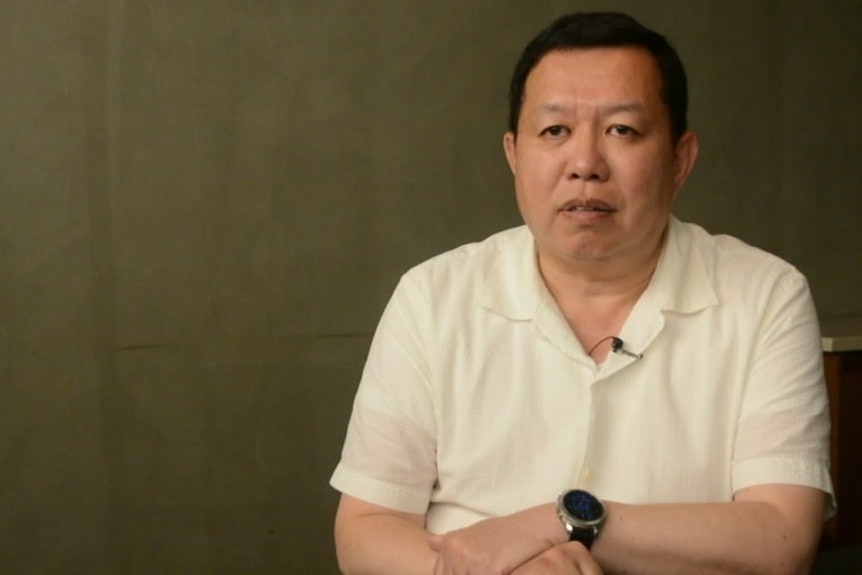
478, 226, 543, 320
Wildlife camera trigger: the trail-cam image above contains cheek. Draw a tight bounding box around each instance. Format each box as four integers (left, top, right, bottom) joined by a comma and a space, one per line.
617, 156, 676, 206
513, 178, 536, 219
516, 150, 565, 190
513, 165, 553, 224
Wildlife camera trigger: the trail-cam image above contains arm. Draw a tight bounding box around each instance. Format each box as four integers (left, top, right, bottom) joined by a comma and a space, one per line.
593, 484, 825, 575
336, 493, 606, 575
334, 494, 437, 575
336, 494, 569, 575
431, 484, 824, 575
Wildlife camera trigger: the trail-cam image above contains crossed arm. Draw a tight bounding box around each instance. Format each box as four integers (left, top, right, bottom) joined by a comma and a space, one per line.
334, 484, 826, 575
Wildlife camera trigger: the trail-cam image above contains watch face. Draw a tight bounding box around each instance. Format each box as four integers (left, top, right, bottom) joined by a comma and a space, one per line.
562, 489, 604, 523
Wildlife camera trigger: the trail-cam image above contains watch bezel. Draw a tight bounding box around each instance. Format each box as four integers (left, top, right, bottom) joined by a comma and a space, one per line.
557, 489, 607, 546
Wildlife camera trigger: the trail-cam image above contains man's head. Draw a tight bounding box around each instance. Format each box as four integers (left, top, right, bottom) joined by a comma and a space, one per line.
502, 12, 698, 274
508, 12, 688, 143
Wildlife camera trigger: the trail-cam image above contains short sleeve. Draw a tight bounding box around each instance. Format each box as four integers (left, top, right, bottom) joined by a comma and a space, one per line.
330, 273, 438, 514
731, 272, 835, 514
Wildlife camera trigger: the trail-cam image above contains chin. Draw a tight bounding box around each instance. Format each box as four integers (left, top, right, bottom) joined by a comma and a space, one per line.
559, 236, 616, 259
557, 243, 615, 263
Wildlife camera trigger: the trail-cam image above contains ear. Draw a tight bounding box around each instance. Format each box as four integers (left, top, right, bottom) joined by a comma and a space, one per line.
671, 131, 699, 198
503, 132, 517, 176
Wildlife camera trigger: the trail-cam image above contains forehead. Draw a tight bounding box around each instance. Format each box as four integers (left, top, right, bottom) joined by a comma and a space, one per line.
523, 47, 665, 113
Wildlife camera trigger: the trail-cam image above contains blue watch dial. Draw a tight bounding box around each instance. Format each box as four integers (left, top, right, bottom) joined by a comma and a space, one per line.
562, 489, 604, 522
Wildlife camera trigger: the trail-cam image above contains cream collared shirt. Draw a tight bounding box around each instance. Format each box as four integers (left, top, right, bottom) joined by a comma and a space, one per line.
331, 218, 834, 534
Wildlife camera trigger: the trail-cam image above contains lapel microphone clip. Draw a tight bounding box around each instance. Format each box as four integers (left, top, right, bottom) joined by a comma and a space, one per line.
611, 337, 643, 360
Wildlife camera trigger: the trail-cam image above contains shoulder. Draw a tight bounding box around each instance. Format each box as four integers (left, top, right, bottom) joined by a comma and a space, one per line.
382, 225, 535, 330
671, 220, 821, 355
675, 219, 809, 290
400, 226, 530, 290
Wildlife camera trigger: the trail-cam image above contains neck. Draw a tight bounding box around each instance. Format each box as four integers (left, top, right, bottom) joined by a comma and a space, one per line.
539, 231, 666, 304
537, 230, 667, 359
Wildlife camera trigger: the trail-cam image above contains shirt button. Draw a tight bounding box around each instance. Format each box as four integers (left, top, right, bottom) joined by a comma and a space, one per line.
582, 468, 591, 480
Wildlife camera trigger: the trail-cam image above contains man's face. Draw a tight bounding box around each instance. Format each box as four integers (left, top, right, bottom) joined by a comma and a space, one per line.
504, 47, 697, 272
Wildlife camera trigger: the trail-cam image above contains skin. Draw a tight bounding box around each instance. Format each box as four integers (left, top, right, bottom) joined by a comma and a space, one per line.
504, 49, 696, 275
334, 46, 826, 575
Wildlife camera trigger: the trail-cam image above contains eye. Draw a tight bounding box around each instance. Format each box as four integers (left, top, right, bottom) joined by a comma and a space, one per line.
540, 125, 570, 138
608, 124, 640, 137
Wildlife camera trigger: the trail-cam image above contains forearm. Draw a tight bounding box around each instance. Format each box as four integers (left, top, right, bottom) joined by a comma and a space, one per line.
593, 488, 823, 575
334, 495, 437, 575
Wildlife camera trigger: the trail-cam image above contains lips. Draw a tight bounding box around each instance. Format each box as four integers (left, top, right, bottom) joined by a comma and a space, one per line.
559, 198, 615, 213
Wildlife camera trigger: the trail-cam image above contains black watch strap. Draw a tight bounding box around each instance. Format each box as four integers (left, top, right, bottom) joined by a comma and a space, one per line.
567, 524, 599, 548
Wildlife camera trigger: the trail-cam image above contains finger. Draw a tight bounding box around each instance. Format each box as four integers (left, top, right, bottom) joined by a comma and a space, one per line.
559, 542, 603, 575
512, 543, 602, 575
428, 533, 443, 551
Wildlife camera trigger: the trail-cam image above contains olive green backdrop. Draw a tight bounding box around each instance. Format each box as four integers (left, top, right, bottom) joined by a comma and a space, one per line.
1, 1, 860, 573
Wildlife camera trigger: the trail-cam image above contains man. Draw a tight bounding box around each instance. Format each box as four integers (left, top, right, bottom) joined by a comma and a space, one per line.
331, 12, 834, 575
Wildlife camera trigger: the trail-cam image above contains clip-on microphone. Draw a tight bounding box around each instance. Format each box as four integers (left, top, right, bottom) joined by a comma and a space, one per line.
611, 337, 643, 360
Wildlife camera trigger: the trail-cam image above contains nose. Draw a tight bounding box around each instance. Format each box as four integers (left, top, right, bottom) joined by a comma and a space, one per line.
565, 129, 609, 182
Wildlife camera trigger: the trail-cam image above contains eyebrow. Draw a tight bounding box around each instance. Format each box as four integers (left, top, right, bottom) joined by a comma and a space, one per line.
535, 102, 647, 116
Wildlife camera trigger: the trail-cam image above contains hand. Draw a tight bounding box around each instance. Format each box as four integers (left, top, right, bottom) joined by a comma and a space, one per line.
429, 504, 563, 574
510, 542, 603, 575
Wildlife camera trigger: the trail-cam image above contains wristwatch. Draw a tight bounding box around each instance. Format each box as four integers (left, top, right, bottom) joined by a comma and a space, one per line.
556, 489, 607, 548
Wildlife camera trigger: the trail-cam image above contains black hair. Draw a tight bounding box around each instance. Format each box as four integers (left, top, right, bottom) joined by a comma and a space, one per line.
508, 12, 688, 141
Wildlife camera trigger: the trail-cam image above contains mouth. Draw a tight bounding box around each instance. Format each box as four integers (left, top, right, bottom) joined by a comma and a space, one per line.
559, 199, 616, 214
